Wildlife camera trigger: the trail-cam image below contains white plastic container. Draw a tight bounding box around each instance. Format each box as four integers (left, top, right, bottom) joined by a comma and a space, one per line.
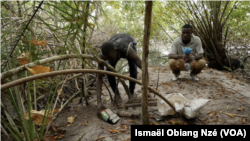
182, 99, 209, 119
157, 93, 210, 119
157, 93, 189, 116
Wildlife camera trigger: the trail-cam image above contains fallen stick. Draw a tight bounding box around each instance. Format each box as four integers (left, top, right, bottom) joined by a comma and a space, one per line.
124, 102, 157, 107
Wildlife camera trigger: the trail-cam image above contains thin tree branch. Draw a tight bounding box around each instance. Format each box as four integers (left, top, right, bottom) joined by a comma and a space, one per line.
17, 1, 22, 17
155, 19, 174, 41
1, 54, 132, 99
1, 54, 101, 80
1, 69, 177, 113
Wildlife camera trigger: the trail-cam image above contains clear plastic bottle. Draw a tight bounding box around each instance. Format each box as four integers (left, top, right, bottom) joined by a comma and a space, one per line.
184, 63, 190, 71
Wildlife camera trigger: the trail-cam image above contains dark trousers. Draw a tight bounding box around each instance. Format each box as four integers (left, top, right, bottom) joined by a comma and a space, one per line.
106, 44, 137, 96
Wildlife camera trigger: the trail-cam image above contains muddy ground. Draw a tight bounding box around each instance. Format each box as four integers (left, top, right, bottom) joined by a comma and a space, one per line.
49, 66, 250, 141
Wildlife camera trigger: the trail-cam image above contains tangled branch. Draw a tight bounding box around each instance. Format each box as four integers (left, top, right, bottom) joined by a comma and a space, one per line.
1, 69, 176, 111
1, 54, 132, 98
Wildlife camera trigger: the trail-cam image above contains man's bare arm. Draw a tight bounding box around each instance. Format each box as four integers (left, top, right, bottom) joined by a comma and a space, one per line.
127, 46, 142, 69
194, 53, 203, 60
168, 54, 184, 60
127, 46, 153, 96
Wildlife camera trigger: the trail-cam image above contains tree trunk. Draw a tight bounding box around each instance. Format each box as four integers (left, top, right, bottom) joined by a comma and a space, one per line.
81, 2, 90, 106
141, 1, 153, 125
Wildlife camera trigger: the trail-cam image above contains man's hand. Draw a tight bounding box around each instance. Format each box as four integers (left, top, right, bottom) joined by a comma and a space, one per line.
194, 54, 203, 60
183, 55, 194, 62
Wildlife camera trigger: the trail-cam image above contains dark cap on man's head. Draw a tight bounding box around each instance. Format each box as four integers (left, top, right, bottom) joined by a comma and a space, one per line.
182, 24, 193, 29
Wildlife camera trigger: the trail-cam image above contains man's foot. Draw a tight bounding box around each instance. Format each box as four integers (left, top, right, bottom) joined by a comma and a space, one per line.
131, 93, 138, 99
114, 94, 122, 106
190, 73, 199, 81
171, 73, 180, 81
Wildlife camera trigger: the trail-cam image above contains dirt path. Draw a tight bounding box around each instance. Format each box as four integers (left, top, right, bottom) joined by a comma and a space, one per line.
52, 67, 250, 141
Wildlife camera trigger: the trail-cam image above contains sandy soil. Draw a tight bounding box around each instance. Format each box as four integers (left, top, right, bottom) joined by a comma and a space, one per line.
51, 67, 250, 141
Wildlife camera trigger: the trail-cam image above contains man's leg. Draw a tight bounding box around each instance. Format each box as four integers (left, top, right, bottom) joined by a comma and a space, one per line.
169, 59, 186, 74
190, 59, 206, 75
127, 44, 137, 95
169, 59, 185, 80
190, 59, 206, 81
106, 60, 120, 95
